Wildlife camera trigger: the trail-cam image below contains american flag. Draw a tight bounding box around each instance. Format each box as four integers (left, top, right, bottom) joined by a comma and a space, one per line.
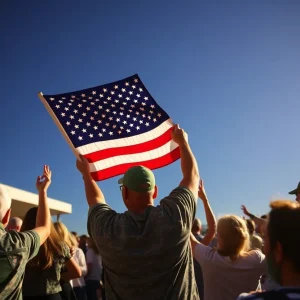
40, 74, 180, 181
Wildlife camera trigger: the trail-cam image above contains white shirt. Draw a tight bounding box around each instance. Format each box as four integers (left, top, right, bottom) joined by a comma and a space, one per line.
71, 248, 88, 288
85, 248, 103, 281
194, 243, 266, 300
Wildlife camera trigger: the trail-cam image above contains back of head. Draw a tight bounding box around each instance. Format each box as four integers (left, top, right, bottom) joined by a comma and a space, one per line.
53, 221, 72, 247
21, 207, 64, 269
69, 232, 79, 248
268, 200, 300, 273
0, 184, 12, 224
217, 215, 250, 257
245, 219, 255, 236
192, 218, 202, 234
7, 217, 23, 232
118, 166, 157, 212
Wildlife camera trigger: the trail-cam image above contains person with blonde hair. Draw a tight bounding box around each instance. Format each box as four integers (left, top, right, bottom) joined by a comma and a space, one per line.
53, 222, 82, 300
191, 213, 266, 300
22, 212, 81, 299
69, 233, 88, 300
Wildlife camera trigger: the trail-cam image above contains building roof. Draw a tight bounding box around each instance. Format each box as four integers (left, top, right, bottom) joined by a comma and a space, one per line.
1, 183, 72, 218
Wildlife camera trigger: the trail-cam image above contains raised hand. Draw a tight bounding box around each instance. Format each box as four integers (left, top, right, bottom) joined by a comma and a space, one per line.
241, 205, 250, 217
36, 165, 52, 192
171, 124, 188, 146
76, 154, 91, 177
198, 179, 208, 201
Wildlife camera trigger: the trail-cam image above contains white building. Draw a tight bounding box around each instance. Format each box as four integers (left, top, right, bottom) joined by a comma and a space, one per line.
1, 183, 72, 221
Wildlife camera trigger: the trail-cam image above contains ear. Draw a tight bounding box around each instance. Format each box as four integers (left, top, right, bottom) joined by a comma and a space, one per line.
2, 208, 11, 227
153, 185, 158, 199
274, 241, 283, 264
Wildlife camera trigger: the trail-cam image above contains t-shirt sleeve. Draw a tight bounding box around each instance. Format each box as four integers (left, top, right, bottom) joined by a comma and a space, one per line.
193, 243, 211, 266
160, 187, 196, 230
252, 250, 267, 273
87, 203, 118, 241
15, 230, 40, 260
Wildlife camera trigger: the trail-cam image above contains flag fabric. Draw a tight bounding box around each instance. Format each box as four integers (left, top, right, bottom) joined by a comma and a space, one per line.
40, 74, 180, 181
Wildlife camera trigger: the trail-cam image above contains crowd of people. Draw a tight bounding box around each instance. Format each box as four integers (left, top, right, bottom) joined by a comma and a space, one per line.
0, 124, 300, 300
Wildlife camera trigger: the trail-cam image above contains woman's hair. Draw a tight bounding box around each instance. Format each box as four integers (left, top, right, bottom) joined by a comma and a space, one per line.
217, 215, 250, 257
87, 237, 99, 255
69, 232, 79, 248
21, 207, 65, 269
245, 219, 255, 235
53, 222, 72, 248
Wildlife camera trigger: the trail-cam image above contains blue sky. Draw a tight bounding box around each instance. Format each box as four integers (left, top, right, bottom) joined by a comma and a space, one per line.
1, 1, 299, 234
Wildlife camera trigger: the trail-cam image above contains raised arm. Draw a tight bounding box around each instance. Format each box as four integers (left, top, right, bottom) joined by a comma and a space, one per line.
76, 155, 106, 207
34, 165, 52, 245
241, 205, 266, 228
172, 125, 199, 199
198, 179, 216, 246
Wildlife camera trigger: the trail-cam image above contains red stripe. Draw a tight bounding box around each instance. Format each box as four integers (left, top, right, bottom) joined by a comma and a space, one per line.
90, 147, 180, 181
84, 127, 173, 163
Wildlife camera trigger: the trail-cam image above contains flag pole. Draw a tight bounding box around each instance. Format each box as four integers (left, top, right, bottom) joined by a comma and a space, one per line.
38, 92, 80, 159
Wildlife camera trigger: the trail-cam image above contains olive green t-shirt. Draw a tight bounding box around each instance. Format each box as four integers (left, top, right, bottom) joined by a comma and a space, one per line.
0, 223, 40, 300
88, 187, 199, 300
22, 245, 71, 296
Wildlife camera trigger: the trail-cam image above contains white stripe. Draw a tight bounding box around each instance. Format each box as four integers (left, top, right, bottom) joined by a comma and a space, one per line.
89, 140, 178, 172
76, 119, 174, 155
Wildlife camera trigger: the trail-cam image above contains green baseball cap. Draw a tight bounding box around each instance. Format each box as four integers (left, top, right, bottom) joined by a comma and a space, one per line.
118, 166, 155, 192
289, 182, 300, 195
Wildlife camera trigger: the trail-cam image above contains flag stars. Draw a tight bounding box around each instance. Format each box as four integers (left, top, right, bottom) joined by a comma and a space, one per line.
78, 136, 83, 140
78, 119, 83, 123
88, 97, 93, 100
70, 115, 75, 119
100, 94, 104, 98
119, 112, 124, 116
81, 94, 86, 97
134, 100, 138, 103
78, 104, 82, 108
133, 117, 137, 121
118, 94, 123, 98
89, 134, 93, 138
103, 88, 107, 92
105, 123, 110, 127
139, 120, 144, 124
113, 111, 117, 115
146, 122, 150, 126
116, 118, 121, 122
86, 107, 91, 111
82, 112, 87, 117
82, 129, 87, 133
75, 124, 79, 129
107, 97, 111, 101
97, 120, 102, 124
136, 126, 140, 130
114, 85, 119, 89
59, 100, 63, 103
153, 118, 157, 122
118, 130, 122, 135
109, 117, 113, 121
126, 114, 130, 118
50, 97, 55, 101
125, 82, 129, 86
86, 122, 91, 127
137, 94, 141, 98
112, 125, 117, 129
126, 97, 130, 101
71, 131, 75, 135
93, 111, 98, 115
111, 91, 115, 95
105, 109, 110, 113
115, 100, 119, 103
68, 103, 72, 106
102, 128, 106, 132
129, 124, 134, 127
129, 91, 133, 95
66, 121, 71, 126
109, 132, 113, 136
61, 113, 66, 117
123, 120, 127, 124
73, 109, 78, 114
93, 126, 98, 130
126, 129, 131, 133
92, 91, 96, 95
139, 88, 143, 92
132, 85, 136, 89
122, 88, 126, 92
134, 78, 139, 83
98, 133, 103, 137
141, 102, 146, 106
90, 116, 94, 120
157, 113, 162, 117
144, 97, 149, 101
56, 105, 60, 109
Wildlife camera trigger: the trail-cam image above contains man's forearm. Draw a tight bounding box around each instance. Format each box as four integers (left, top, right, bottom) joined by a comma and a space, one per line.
83, 174, 106, 207
249, 213, 266, 227
36, 191, 51, 230
179, 142, 199, 179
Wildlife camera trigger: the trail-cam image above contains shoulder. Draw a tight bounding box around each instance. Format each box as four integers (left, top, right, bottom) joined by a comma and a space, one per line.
161, 186, 196, 205
194, 243, 218, 264
247, 249, 265, 263
1, 230, 39, 250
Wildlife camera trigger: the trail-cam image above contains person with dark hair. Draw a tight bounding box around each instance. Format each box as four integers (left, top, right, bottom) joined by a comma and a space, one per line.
22, 208, 82, 299
79, 235, 88, 256
245, 219, 263, 251
0, 165, 51, 300
238, 200, 300, 300
77, 125, 201, 300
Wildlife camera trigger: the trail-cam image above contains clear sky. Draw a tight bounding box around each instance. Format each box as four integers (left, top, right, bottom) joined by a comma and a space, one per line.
1, 1, 299, 234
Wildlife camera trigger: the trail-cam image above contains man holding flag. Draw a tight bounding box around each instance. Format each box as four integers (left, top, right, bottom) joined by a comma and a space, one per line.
76, 124, 200, 300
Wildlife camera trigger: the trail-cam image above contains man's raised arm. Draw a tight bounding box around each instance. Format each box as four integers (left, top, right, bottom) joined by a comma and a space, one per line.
76, 155, 106, 207
172, 124, 199, 199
